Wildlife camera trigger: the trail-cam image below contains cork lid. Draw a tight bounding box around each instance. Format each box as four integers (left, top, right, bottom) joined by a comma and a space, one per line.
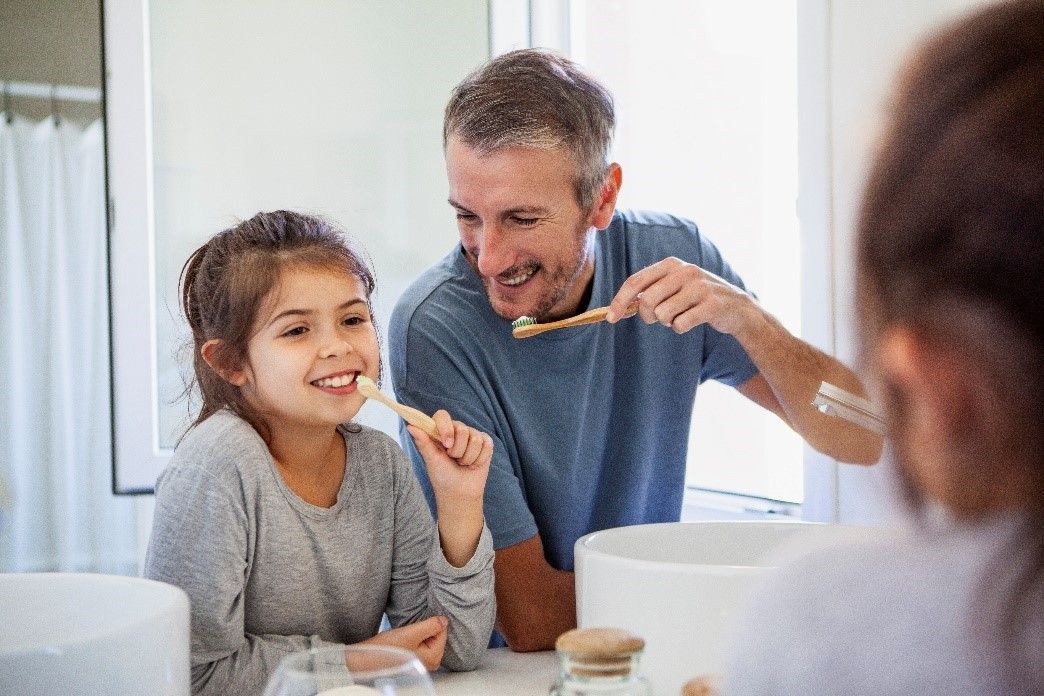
680, 675, 722, 696
555, 627, 645, 657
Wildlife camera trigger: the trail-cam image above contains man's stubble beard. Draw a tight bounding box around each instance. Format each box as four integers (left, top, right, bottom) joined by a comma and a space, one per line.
471, 223, 595, 322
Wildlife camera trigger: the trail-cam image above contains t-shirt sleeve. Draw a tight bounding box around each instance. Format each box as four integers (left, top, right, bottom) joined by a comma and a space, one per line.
390, 305, 539, 552
690, 225, 759, 387
144, 461, 340, 695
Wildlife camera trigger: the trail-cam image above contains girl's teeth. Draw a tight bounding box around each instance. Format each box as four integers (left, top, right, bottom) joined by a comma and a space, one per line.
315, 374, 354, 388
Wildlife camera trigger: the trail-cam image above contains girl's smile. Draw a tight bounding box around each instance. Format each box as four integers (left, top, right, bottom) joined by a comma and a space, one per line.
310, 369, 362, 394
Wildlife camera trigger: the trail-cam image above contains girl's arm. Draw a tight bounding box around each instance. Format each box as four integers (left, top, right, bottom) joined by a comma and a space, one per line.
383, 426, 496, 672
144, 463, 341, 694
410, 411, 493, 566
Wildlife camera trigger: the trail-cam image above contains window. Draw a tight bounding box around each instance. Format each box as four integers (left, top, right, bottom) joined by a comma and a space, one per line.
569, 0, 803, 503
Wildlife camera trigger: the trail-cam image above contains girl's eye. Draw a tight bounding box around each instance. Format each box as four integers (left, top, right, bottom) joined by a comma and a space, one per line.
282, 326, 307, 337
343, 315, 368, 327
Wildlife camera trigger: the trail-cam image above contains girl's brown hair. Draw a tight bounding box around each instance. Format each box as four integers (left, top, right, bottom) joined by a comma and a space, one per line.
179, 210, 377, 441
856, 1, 1043, 691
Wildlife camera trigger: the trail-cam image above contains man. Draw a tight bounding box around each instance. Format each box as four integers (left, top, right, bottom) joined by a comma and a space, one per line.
389, 48, 881, 652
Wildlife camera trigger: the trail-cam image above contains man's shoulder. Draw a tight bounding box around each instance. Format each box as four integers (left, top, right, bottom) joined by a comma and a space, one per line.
614, 208, 699, 234
390, 247, 491, 349
610, 209, 706, 258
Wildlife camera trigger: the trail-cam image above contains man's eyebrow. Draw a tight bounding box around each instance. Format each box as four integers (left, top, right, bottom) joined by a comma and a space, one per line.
267, 298, 367, 326
447, 199, 549, 216
503, 206, 549, 216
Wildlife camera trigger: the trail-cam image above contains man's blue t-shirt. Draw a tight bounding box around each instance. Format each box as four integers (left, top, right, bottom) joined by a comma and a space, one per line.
388, 210, 757, 571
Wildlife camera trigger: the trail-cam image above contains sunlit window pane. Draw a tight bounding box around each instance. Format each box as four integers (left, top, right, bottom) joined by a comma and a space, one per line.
572, 0, 802, 502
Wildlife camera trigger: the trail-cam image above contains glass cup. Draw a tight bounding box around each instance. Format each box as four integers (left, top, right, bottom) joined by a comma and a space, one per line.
263, 645, 436, 696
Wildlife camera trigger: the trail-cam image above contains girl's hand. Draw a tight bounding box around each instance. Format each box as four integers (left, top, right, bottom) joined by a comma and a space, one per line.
408, 411, 492, 502
357, 615, 448, 672
408, 412, 492, 567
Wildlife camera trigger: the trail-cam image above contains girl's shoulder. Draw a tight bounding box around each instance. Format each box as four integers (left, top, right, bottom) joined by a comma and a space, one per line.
165, 410, 271, 487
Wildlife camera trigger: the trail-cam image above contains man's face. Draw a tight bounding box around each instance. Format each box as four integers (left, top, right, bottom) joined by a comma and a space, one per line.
446, 136, 597, 322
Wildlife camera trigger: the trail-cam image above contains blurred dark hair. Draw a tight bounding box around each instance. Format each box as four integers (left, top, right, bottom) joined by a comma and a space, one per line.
855, 1, 1043, 691
179, 210, 378, 442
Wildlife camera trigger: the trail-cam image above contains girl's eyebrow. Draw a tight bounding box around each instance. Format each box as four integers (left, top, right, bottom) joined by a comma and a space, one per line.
267, 298, 367, 327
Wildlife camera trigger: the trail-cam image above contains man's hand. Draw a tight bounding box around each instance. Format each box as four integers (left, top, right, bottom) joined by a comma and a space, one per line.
606, 257, 756, 337
358, 616, 448, 672
606, 256, 883, 464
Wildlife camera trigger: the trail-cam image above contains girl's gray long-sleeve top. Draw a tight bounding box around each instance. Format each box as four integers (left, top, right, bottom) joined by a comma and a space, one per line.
144, 410, 495, 696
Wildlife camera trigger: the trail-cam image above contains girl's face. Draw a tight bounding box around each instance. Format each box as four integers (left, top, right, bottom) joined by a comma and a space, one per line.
235, 266, 379, 433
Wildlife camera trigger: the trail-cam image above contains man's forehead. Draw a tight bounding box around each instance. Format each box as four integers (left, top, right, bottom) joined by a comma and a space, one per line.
446, 139, 576, 206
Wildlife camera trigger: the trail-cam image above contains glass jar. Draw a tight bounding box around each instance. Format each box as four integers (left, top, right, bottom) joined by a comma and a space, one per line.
549, 627, 651, 696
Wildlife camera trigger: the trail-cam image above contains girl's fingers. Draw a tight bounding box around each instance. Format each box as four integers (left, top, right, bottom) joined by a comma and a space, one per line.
479, 433, 494, 467
459, 428, 485, 466
432, 409, 454, 449
446, 421, 469, 459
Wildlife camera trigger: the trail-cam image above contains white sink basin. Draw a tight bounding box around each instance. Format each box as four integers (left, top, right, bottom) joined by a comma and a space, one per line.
575, 521, 876, 695
0, 573, 190, 695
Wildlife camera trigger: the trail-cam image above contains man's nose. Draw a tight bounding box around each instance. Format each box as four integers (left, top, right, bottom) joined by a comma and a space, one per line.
475, 224, 513, 278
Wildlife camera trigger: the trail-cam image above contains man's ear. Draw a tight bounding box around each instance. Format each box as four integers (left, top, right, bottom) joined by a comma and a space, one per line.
589, 163, 623, 230
201, 339, 248, 386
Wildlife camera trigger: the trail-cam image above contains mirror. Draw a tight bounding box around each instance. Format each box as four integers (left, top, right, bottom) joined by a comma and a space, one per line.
1, 0, 137, 571
108, 1, 490, 492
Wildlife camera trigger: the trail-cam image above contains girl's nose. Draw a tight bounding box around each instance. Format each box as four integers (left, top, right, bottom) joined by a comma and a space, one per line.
318, 332, 353, 359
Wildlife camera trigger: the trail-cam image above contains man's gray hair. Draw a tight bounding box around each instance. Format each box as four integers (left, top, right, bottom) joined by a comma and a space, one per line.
444, 48, 615, 211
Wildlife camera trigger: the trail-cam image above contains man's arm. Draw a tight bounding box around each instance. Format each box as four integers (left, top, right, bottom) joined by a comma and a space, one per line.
732, 314, 881, 464
606, 257, 883, 464
493, 534, 576, 652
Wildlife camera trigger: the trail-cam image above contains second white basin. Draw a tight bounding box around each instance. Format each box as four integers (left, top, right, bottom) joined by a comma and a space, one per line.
575, 520, 878, 695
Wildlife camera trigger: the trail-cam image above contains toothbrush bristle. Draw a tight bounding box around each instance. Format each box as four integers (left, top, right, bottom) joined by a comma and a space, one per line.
511, 316, 537, 328
355, 375, 374, 386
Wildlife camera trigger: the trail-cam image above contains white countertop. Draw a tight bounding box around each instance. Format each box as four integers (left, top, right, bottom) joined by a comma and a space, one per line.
432, 648, 558, 695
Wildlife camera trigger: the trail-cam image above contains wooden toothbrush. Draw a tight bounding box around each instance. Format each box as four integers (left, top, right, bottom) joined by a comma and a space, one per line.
511, 302, 639, 339
355, 376, 440, 438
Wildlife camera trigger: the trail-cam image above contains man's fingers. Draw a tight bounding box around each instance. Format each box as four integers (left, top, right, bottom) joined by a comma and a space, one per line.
608, 262, 670, 322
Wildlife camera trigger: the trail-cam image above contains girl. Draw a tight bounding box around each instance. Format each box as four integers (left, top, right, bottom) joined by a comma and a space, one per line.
722, 2, 1043, 694
144, 210, 496, 695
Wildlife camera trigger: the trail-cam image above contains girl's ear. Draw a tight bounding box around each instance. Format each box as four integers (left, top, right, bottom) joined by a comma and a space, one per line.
201, 339, 248, 386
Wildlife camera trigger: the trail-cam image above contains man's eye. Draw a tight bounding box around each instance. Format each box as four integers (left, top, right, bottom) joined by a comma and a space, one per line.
456, 212, 478, 222
282, 326, 307, 337
511, 216, 538, 226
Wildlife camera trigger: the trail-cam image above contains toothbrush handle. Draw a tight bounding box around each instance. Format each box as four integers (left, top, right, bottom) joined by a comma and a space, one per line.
371, 391, 440, 439
514, 303, 638, 338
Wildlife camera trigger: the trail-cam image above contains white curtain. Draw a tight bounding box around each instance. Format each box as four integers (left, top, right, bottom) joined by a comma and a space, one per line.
0, 114, 137, 574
